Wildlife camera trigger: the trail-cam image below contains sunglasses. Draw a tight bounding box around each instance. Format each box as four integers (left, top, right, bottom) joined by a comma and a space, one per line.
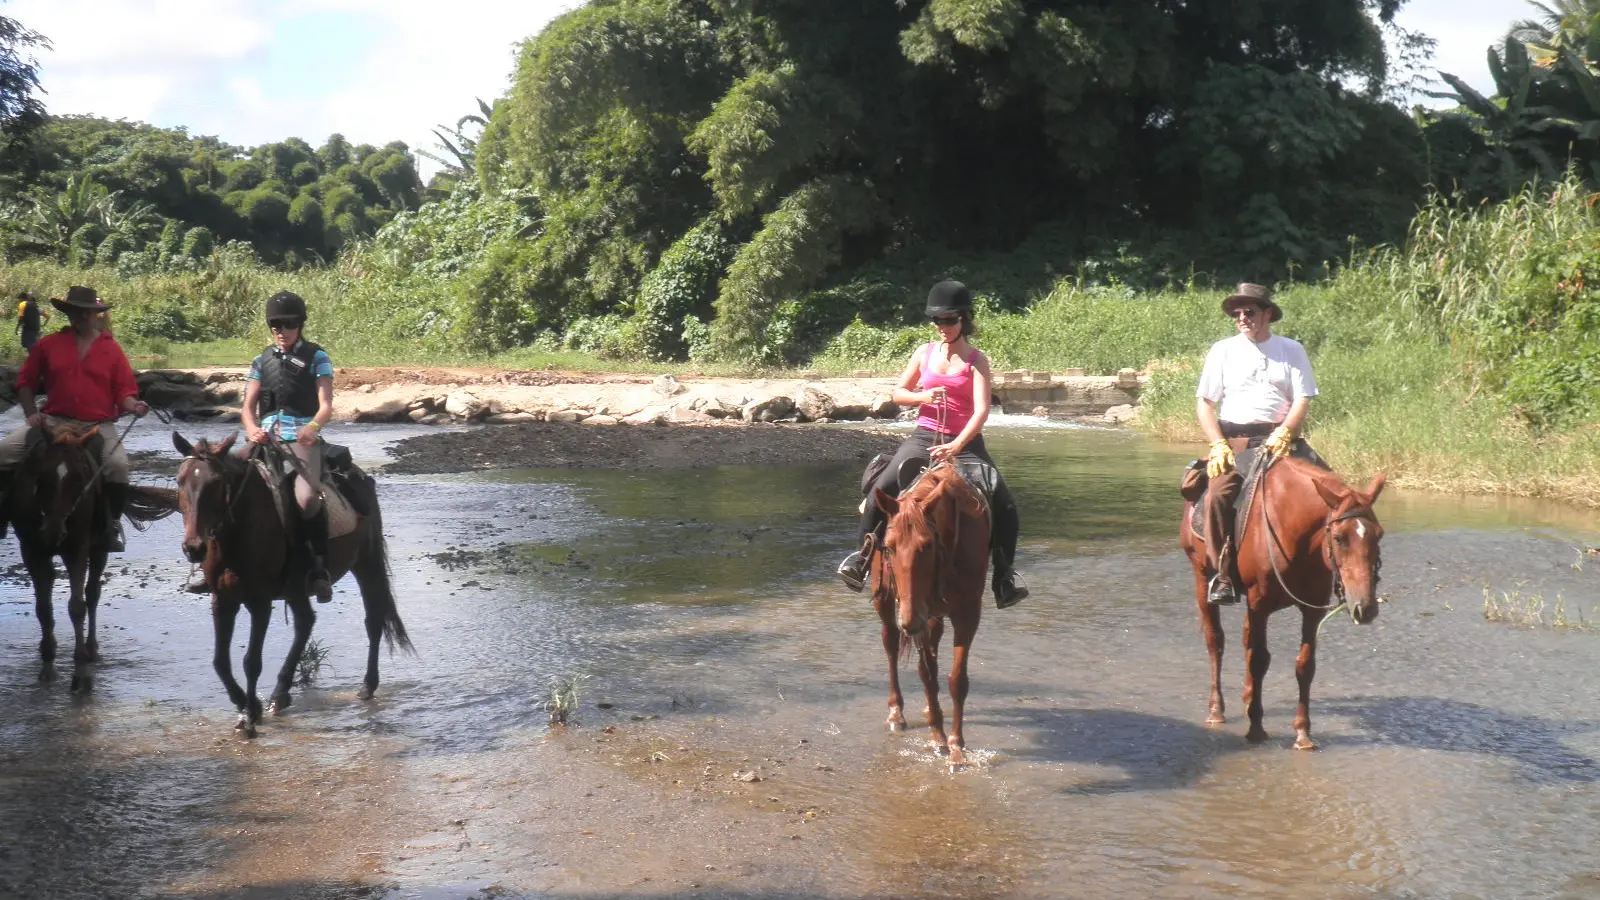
1230, 306, 1264, 319
930, 315, 962, 327
268, 318, 303, 330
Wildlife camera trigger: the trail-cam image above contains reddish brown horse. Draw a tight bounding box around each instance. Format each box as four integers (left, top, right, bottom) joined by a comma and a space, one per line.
870, 463, 990, 764
1181, 456, 1386, 749
4, 420, 176, 689
173, 431, 411, 737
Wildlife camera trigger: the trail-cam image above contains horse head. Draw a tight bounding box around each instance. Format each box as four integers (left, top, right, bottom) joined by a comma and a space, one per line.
1313, 472, 1387, 624
173, 431, 239, 563
25, 421, 102, 548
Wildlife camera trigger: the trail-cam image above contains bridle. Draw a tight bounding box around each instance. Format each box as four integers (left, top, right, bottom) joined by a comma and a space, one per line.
1256, 458, 1382, 613
178, 451, 251, 543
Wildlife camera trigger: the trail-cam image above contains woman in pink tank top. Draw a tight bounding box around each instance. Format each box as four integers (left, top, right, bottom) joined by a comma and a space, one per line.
836, 280, 1027, 608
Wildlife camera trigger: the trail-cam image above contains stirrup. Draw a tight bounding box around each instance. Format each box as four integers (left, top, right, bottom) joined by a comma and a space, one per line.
837, 551, 867, 593
994, 569, 1029, 609
309, 567, 333, 603
107, 522, 126, 554
1207, 572, 1240, 606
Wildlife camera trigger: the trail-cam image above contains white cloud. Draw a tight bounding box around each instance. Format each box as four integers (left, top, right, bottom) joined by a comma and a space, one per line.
1393, 0, 1515, 103
10, 0, 271, 68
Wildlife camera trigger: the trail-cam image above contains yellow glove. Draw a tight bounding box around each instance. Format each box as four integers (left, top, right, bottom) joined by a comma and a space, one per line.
1205, 439, 1234, 479
1263, 426, 1295, 459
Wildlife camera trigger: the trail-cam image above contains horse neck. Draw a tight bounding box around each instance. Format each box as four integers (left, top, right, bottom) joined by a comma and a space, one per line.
1261, 460, 1336, 549
211, 459, 288, 570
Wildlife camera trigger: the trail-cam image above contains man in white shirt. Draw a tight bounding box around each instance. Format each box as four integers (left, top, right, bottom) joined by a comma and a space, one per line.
1194, 283, 1320, 606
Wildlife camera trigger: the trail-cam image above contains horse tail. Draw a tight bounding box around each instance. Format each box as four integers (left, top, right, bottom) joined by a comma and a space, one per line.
354, 482, 413, 654
125, 485, 179, 526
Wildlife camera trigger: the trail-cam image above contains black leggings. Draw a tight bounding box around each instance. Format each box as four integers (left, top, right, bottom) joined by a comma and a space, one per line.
857, 428, 1021, 574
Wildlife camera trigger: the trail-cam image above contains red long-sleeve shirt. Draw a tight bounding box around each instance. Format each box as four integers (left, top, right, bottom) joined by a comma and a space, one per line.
18, 329, 139, 421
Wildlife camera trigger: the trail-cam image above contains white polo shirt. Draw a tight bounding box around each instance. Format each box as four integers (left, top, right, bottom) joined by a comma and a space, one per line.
1195, 333, 1317, 425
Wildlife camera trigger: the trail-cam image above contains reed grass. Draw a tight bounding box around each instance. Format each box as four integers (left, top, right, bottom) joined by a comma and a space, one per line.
1482, 587, 1595, 631
542, 673, 590, 727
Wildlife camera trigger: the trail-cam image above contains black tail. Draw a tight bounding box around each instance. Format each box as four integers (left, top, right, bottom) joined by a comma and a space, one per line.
353, 482, 412, 654
126, 485, 179, 528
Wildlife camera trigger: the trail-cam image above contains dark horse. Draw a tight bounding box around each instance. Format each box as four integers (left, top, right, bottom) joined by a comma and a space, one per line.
1180, 456, 1386, 749
172, 432, 411, 736
6, 420, 176, 689
871, 463, 990, 765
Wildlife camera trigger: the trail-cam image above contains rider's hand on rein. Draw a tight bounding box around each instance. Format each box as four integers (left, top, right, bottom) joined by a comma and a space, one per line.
1263, 426, 1294, 459
1206, 439, 1234, 479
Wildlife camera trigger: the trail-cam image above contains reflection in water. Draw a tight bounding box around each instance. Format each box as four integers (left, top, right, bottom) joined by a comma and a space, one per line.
2, 423, 1600, 899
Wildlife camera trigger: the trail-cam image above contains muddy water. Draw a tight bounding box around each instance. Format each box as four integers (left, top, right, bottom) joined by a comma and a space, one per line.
4, 416, 1600, 899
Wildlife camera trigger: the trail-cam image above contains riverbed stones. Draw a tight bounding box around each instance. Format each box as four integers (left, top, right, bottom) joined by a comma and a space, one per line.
585, 414, 619, 426
795, 385, 836, 422
623, 407, 668, 425
1104, 404, 1139, 424
548, 409, 586, 424
742, 395, 795, 423
444, 390, 486, 420
653, 374, 686, 397
355, 399, 411, 423
486, 412, 542, 424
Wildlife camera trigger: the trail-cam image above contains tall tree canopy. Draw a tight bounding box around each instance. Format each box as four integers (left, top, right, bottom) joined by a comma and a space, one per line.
0, 8, 47, 137
480, 0, 1428, 361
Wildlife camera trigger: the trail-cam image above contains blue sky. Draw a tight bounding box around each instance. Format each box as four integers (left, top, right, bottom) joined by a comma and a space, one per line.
8, 0, 1518, 176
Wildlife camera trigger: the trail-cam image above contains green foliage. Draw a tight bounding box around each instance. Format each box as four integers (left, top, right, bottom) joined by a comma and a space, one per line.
632, 217, 734, 360
119, 296, 209, 342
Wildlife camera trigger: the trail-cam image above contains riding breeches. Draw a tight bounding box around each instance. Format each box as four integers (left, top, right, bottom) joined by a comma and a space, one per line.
857, 427, 1021, 572
285, 440, 324, 519
0, 415, 129, 484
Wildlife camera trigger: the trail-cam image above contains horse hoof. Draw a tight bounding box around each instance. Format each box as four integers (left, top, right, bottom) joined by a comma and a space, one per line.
1246, 727, 1270, 744
948, 746, 967, 766
234, 714, 252, 733
886, 717, 905, 732
357, 685, 375, 701
69, 673, 91, 693
1293, 736, 1318, 751
270, 694, 292, 714
1205, 713, 1226, 727
38, 666, 54, 683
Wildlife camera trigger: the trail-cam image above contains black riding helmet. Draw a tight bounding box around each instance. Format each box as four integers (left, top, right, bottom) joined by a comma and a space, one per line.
265, 290, 308, 323
925, 280, 974, 318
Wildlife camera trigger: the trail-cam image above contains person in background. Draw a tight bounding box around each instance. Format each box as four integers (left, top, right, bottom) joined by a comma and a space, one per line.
15, 291, 48, 350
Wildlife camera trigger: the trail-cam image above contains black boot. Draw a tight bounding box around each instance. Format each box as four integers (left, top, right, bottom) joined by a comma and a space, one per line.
103, 482, 128, 553
837, 533, 875, 593
304, 509, 333, 603
993, 566, 1028, 609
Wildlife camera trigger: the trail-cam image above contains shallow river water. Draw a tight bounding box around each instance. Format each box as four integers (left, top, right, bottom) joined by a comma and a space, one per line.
3, 417, 1600, 900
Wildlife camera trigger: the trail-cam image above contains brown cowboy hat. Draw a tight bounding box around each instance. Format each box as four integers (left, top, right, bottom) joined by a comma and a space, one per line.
1220, 283, 1281, 323
51, 285, 111, 315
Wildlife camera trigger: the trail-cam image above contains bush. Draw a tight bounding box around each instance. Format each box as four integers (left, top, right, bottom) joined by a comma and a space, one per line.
119, 297, 211, 342
632, 218, 733, 360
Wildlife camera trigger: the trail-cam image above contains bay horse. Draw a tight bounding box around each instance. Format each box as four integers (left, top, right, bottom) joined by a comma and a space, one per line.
5, 420, 177, 689
1180, 455, 1386, 750
172, 431, 411, 737
870, 463, 990, 765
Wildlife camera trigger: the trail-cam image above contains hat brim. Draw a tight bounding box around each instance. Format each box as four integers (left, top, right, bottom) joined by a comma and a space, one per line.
1221, 295, 1281, 323
52, 298, 111, 314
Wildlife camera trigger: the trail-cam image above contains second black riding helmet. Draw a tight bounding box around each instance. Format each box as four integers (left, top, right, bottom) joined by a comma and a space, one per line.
925, 280, 974, 317
265, 290, 308, 322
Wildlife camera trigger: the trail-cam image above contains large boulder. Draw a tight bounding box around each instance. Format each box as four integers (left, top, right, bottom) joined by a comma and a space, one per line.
742, 395, 795, 423
140, 379, 210, 409
653, 374, 687, 397
795, 385, 836, 422
444, 390, 486, 420
353, 399, 411, 423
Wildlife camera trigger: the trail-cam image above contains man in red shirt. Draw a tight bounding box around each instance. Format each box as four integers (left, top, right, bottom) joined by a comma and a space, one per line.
0, 286, 149, 550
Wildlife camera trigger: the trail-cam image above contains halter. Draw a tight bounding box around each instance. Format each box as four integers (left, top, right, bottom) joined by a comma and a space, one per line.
1256, 457, 1381, 613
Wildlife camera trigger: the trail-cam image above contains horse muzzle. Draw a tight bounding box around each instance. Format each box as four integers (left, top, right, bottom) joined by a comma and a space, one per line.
1349, 597, 1379, 625
182, 541, 206, 564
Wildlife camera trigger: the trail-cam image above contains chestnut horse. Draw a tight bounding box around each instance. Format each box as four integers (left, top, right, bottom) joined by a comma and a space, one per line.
5, 420, 176, 688
172, 432, 411, 737
1180, 456, 1386, 749
870, 463, 990, 764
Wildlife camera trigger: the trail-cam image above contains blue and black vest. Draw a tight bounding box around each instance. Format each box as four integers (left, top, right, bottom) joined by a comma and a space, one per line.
257, 340, 324, 420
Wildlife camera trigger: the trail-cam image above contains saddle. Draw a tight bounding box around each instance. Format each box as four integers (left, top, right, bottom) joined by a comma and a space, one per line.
252, 441, 372, 539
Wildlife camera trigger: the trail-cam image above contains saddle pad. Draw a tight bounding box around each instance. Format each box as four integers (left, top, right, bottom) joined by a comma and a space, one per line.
250, 459, 359, 538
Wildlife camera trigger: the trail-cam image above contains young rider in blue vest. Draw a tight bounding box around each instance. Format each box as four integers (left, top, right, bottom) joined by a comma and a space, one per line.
242, 291, 336, 602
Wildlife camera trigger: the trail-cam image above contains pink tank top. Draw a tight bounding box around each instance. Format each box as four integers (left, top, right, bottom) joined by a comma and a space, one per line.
914, 342, 982, 436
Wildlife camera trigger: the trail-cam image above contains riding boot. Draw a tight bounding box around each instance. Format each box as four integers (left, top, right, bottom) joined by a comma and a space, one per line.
103, 482, 128, 553
837, 532, 875, 593
304, 508, 333, 603
991, 549, 1029, 609
1207, 537, 1241, 606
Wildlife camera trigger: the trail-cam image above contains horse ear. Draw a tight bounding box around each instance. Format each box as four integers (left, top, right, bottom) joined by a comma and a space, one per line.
1363, 472, 1387, 505
173, 432, 195, 457
874, 487, 900, 518
217, 431, 238, 455
1312, 477, 1346, 510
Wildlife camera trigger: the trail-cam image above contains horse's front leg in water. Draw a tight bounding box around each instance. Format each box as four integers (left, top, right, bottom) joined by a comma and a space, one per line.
83, 545, 108, 664
212, 596, 253, 731
1242, 604, 1272, 743
1194, 567, 1226, 725
877, 587, 907, 730
1292, 608, 1324, 750
917, 618, 947, 755
272, 595, 316, 714
946, 615, 978, 766
65, 546, 90, 665
239, 601, 271, 732
26, 547, 57, 679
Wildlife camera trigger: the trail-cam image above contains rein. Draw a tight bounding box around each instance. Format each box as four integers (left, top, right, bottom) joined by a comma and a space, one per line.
63, 406, 174, 521
1255, 457, 1380, 612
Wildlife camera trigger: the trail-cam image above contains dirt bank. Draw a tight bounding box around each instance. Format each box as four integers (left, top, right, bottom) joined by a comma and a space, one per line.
383, 420, 902, 474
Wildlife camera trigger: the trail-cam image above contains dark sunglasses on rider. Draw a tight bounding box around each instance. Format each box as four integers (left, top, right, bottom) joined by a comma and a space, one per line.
268, 318, 304, 330
930, 315, 962, 327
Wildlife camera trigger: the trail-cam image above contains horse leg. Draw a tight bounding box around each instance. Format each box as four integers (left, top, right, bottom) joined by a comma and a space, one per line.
917, 618, 947, 755
211, 595, 256, 732
239, 600, 271, 731
271, 595, 316, 713
875, 584, 906, 730
26, 548, 57, 680
945, 613, 978, 766
1242, 604, 1271, 743
1194, 565, 1225, 725
82, 545, 108, 664
65, 547, 90, 667
351, 551, 384, 701
1292, 609, 1324, 751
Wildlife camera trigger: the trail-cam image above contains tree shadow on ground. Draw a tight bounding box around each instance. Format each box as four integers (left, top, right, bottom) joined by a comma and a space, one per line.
1320, 695, 1600, 783
983, 704, 1245, 795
